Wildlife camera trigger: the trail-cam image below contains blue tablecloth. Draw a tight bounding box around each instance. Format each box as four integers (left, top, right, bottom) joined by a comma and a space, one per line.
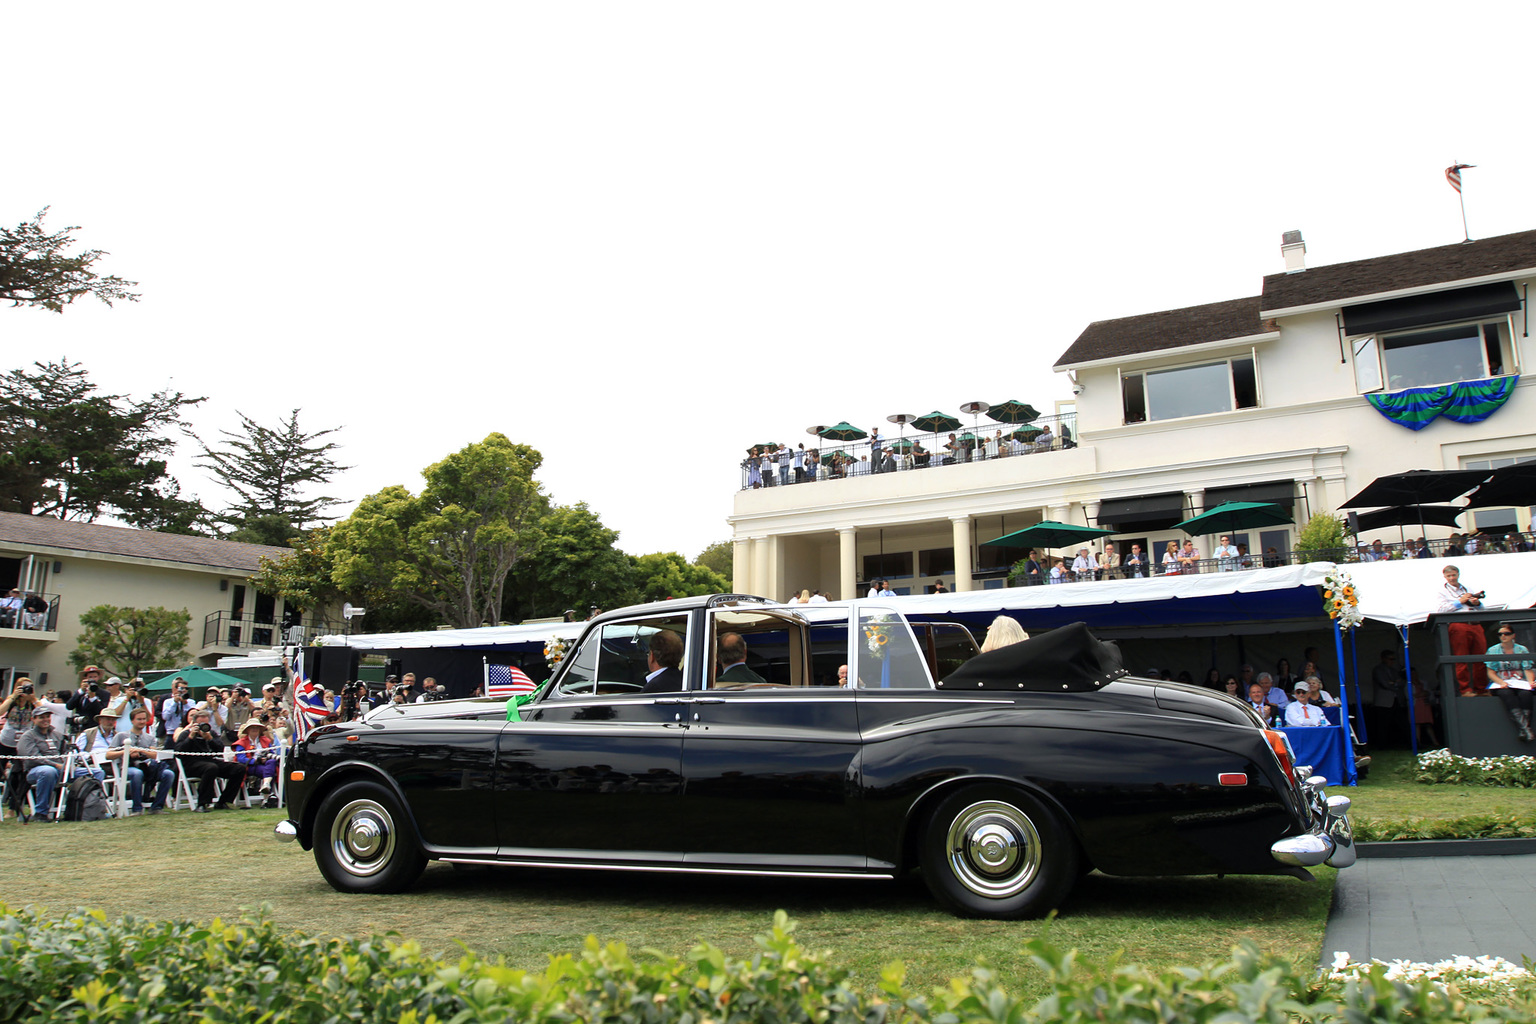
1280, 723, 1356, 786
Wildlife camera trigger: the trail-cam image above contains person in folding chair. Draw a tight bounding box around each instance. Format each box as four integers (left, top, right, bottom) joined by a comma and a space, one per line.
17, 706, 67, 822
232, 720, 280, 807
74, 709, 121, 785
112, 707, 177, 814
173, 706, 246, 812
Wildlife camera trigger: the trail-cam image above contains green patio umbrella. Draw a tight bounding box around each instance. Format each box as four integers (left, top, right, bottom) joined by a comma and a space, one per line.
1010, 425, 1043, 442
980, 520, 1115, 552
818, 422, 868, 442
987, 399, 1041, 424
1174, 501, 1294, 536
142, 665, 257, 694
911, 410, 961, 434
887, 438, 916, 450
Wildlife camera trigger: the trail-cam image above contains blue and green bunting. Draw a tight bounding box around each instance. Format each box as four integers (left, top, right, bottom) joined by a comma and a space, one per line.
1367, 375, 1519, 431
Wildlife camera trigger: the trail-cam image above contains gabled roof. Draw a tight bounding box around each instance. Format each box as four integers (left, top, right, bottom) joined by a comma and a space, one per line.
0, 512, 289, 573
1261, 228, 1536, 314
1054, 296, 1272, 369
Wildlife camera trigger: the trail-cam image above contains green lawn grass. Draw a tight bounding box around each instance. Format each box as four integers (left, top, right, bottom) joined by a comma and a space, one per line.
0, 808, 1334, 997
1349, 748, 1536, 822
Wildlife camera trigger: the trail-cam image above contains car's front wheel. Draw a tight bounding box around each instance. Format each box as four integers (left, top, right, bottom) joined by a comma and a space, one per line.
921, 786, 1077, 919
313, 781, 427, 894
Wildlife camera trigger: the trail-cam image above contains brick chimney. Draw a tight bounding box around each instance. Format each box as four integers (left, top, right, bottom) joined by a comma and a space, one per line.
1281, 230, 1306, 273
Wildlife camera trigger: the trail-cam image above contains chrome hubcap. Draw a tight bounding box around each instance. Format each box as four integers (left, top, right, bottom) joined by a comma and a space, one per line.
946, 800, 1041, 898
329, 798, 397, 877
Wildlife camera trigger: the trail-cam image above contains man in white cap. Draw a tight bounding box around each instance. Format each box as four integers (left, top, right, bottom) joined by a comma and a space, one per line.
1284, 681, 1327, 727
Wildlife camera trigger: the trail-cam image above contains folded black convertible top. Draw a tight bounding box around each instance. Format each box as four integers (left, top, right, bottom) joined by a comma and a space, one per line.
937, 621, 1127, 692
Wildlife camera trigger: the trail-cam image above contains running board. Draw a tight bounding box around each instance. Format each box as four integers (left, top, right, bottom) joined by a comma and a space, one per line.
438, 857, 894, 881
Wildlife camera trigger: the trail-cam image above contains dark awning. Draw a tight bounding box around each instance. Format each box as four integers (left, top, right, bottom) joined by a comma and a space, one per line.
1204, 480, 1297, 509
1342, 281, 1521, 336
1097, 492, 1186, 530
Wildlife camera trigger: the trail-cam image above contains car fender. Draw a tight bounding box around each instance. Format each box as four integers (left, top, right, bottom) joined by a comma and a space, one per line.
294, 758, 416, 851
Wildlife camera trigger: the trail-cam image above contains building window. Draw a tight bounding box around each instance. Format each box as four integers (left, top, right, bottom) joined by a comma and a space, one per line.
1122, 356, 1258, 424
918, 548, 955, 576
1355, 317, 1515, 393
862, 551, 913, 581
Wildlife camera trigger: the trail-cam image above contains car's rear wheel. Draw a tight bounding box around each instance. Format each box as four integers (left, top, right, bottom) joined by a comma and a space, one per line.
921, 786, 1077, 919
314, 781, 427, 894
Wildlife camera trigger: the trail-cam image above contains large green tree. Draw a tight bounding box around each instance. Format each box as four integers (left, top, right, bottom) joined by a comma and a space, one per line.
0, 359, 209, 531
1, 208, 140, 312
502, 502, 638, 622
328, 434, 549, 628
693, 540, 734, 588
631, 552, 729, 604
195, 408, 347, 543
69, 605, 192, 679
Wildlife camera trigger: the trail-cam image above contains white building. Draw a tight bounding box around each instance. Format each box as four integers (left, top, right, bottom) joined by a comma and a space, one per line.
729, 228, 1536, 599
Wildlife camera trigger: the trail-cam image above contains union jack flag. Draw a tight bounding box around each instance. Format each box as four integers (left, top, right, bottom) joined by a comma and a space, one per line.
1445, 163, 1474, 194
290, 651, 331, 741
486, 662, 537, 699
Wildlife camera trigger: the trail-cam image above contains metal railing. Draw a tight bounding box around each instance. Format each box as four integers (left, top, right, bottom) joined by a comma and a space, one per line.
201, 613, 342, 650
1000, 534, 1534, 585
741, 412, 1079, 490
0, 593, 59, 633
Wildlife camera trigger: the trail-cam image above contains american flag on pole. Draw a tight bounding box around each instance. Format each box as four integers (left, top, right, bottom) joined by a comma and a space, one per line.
290, 651, 330, 742
1445, 163, 1473, 193
486, 662, 537, 699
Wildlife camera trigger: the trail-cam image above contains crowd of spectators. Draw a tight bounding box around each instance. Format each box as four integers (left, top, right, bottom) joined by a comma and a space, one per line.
742, 422, 1075, 489
0, 664, 299, 822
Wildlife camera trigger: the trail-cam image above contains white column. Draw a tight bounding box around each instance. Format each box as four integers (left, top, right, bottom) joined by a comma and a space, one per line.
732, 538, 751, 594
838, 528, 857, 602
951, 516, 973, 592
752, 537, 770, 600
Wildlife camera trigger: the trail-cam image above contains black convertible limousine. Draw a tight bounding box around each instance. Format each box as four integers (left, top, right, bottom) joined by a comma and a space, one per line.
275, 594, 1354, 918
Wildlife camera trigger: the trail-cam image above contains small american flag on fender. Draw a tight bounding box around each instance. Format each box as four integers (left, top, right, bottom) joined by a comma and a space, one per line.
486, 663, 537, 699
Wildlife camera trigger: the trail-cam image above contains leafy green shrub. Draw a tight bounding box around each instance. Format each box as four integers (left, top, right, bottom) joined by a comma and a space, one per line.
0, 905, 1530, 1023
1415, 749, 1536, 787
1353, 812, 1536, 842
1296, 512, 1350, 560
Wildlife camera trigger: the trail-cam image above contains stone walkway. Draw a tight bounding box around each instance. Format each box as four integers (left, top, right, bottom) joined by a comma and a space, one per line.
1322, 846, 1536, 964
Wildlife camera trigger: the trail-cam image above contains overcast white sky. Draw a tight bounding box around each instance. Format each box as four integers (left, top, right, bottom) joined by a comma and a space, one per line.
5, 3, 1533, 556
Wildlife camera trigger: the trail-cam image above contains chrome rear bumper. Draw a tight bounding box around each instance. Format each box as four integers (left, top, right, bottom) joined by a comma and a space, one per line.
1270, 775, 1354, 869
274, 819, 298, 843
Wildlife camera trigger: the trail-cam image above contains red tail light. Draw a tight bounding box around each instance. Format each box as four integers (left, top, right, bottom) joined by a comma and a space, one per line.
1263, 729, 1297, 786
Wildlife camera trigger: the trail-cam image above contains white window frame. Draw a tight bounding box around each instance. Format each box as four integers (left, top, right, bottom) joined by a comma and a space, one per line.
1118, 349, 1260, 425
1353, 313, 1518, 394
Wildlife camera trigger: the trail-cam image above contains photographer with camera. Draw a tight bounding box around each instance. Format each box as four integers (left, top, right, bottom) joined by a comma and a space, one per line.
0, 676, 40, 758
157, 678, 193, 742
173, 705, 246, 811
65, 666, 108, 734
1437, 564, 1491, 695
233, 720, 280, 807
225, 686, 254, 738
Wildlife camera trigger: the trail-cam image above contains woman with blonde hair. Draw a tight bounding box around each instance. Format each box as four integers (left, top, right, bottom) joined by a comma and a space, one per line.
980, 615, 1029, 653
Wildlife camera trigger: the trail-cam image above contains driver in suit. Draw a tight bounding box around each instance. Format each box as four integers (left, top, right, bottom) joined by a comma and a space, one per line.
641, 629, 685, 693
716, 632, 766, 685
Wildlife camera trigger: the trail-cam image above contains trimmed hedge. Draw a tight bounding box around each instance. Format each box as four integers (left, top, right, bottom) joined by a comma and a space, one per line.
0, 905, 1531, 1023
1353, 811, 1536, 842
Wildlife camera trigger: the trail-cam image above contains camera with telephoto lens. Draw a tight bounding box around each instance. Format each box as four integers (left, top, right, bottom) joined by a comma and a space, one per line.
1472, 590, 1487, 600
19, 683, 32, 694
198, 722, 212, 734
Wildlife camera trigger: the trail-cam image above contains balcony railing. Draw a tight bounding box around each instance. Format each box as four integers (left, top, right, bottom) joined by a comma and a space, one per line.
202, 613, 342, 650
0, 592, 60, 634
741, 412, 1079, 490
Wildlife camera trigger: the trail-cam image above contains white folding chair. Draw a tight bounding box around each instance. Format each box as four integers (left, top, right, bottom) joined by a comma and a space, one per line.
92, 750, 130, 818
171, 755, 200, 811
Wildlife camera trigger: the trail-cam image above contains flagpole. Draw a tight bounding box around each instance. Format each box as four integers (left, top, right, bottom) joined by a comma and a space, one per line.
1458, 171, 1470, 243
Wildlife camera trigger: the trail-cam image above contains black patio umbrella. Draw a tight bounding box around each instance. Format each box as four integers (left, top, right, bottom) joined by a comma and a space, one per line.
987, 399, 1041, 424
1174, 501, 1293, 536
1462, 463, 1536, 509
817, 422, 868, 442
1352, 505, 1465, 533
1341, 469, 1491, 508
